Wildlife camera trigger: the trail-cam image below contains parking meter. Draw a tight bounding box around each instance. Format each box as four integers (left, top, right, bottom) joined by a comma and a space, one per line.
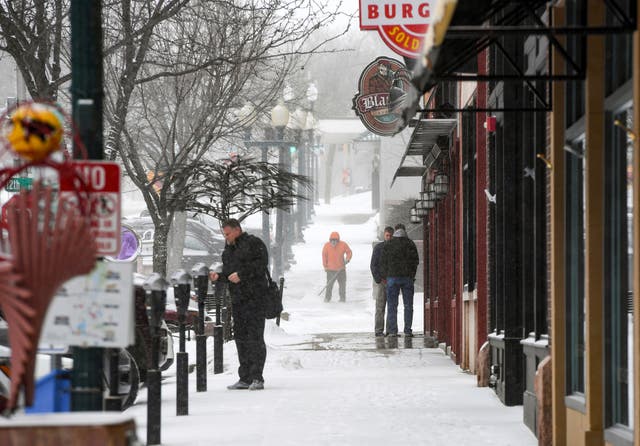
191, 263, 209, 329
209, 262, 224, 374
171, 269, 191, 416
142, 273, 168, 445
172, 269, 192, 343
191, 262, 209, 392
144, 273, 169, 343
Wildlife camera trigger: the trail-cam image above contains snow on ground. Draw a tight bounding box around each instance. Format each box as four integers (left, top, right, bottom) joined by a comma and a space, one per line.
121, 191, 537, 446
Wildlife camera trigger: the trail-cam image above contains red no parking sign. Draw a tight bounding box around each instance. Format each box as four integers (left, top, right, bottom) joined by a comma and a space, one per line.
60, 161, 121, 255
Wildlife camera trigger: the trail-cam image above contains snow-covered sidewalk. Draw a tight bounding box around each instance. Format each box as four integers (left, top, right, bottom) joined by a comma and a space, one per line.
124, 192, 537, 446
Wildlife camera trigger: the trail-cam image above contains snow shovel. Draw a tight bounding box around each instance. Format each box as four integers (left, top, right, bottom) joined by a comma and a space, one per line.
317, 269, 343, 297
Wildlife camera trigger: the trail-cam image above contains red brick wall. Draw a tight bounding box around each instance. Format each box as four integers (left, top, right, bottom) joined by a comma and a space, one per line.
475, 49, 489, 352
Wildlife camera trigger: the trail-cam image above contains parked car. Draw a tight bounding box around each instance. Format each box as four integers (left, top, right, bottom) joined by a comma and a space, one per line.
123, 215, 225, 275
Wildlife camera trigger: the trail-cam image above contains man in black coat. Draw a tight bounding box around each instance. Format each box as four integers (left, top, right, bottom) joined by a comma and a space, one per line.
209, 219, 268, 390
370, 226, 394, 336
380, 223, 419, 337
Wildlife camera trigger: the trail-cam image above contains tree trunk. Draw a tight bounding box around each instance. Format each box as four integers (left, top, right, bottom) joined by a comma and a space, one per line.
166, 211, 186, 276
152, 222, 170, 277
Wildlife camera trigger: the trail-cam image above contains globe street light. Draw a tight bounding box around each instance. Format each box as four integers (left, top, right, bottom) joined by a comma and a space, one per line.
271, 100, 290, 128
271, 100, 289, 280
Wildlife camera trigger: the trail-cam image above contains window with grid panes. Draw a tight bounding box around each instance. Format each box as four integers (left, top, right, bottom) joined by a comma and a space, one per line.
604, 107, 634, 433
565, 138, 585, 396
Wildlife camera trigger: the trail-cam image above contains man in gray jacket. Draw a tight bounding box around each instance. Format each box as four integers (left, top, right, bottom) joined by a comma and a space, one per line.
370, 226, 394, 337
380, 223, 419, 337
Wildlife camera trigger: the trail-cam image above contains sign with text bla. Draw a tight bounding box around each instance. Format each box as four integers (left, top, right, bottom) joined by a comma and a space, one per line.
59, 161, 121, 255
352, 56, 411, 136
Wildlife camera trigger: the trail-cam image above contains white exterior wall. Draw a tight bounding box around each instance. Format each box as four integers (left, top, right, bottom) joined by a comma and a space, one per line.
316, 119, 421, 234
378, 127, 422, 228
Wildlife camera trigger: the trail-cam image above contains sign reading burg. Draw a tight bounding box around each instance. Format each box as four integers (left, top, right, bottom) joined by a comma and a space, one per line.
352, 56, 411, 136
359, 0, 433, 59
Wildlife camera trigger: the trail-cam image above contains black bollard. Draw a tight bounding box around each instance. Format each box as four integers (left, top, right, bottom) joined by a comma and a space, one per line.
171, 269, 191, 416
143, 273, 168, 446
212, 280, 225, 374
191, 262, 209, 392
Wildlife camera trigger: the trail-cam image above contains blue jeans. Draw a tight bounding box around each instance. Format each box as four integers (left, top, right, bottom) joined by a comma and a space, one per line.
385, 277, 414, 335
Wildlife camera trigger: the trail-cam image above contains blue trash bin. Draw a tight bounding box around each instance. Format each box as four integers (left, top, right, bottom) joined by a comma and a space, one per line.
25, 369, 71, 413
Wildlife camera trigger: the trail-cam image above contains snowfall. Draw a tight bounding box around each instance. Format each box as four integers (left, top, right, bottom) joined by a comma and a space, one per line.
3, 191, 538, 446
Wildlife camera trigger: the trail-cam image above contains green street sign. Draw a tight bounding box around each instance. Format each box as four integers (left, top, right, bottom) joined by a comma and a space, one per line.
5, 177, 33, 192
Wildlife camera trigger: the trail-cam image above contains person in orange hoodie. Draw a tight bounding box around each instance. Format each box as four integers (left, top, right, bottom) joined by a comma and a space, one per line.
321, 231, 353, 302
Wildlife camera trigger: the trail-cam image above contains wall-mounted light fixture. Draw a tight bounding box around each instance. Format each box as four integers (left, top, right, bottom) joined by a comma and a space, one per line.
420, 191, 437, 203
410, 207, 421, 224
415, 207, 430, 217
433, 174, 449, 196
416, 198, 435, 210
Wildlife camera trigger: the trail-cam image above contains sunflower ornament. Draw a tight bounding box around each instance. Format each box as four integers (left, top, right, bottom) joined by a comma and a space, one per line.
5, 103, 64, 162
0, 101, 96, 414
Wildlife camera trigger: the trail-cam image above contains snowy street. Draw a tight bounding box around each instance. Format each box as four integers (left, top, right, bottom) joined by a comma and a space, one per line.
124, 191, 537, 446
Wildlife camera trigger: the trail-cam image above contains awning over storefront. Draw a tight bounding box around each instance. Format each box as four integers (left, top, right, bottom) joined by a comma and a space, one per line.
397, 0, 637, 126
391, 118, 456, 187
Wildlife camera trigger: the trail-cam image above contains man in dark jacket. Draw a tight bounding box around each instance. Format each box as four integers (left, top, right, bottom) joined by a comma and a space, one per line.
209, 219, 268, 390
380, 223, 419, 337
370, 226, 394, 336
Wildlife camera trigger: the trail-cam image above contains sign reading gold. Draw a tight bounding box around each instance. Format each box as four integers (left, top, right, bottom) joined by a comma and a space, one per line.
359, 0, 433, 59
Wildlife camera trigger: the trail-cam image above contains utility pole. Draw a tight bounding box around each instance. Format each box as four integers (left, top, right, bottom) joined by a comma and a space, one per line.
70, 0, 104, 411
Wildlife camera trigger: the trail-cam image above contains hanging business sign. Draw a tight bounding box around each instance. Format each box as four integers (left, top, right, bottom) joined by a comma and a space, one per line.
359, 0, 433, 59
352, 56, 412, 136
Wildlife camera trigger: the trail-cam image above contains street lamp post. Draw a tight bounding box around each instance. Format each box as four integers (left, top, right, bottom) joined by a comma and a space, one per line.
303, 112, 316, 223
306, 82, 319, 217
281, 86, 297, 263
70, 0, 105, 412
314, 133, 321, 204
289, 107, 305, 242
297, 115, 307, 236
271, 101, 289, 280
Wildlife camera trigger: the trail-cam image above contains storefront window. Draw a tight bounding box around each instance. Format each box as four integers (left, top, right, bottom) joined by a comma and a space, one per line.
604, 107, 634, 430
565, 138, 585, 396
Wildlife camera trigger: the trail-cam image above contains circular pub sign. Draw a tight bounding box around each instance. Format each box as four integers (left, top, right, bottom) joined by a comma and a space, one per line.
352, 56, 411, 136
359, 0, 432, 59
